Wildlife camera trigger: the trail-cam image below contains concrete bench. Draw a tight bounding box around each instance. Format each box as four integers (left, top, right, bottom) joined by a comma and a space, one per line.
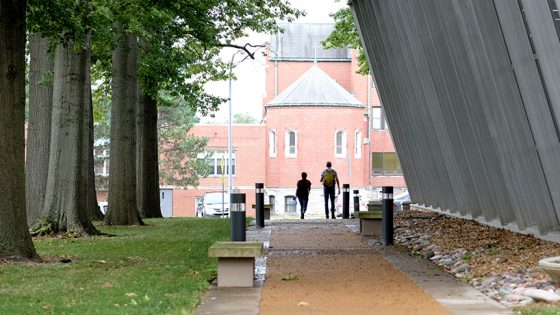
356, 211, 382, 235
251, 204, 271, 220
208, 241, 264, 287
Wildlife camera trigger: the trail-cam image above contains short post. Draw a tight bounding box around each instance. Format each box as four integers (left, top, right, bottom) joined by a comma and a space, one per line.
353, 190, 360, 213
255, 183, 265, 228
230, 193, 246, 241
342, 184, 350, 219
382, 186, 393, 246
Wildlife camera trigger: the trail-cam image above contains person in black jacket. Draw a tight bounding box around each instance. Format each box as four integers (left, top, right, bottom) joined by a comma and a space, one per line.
296, 172, 311, 219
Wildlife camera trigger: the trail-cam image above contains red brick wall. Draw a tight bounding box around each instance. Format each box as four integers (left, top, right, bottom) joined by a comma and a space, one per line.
265, 106, 369, 188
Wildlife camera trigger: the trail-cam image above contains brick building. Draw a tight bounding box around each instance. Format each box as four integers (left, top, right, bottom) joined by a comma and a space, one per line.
171, 23, 406, 217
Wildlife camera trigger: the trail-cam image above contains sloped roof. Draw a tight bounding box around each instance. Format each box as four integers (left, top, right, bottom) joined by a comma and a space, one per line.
266, 65, 365, 108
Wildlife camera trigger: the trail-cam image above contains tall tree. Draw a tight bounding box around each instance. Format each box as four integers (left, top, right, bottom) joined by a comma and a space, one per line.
104, 32, 143, 225
322, 7, 369, 75
0, 0, 38, 259
26, 34, 54, 225
28, 0, 101, 233
43, 41, 99, 234
136, 90, 161, 218
84, 33, 104, 221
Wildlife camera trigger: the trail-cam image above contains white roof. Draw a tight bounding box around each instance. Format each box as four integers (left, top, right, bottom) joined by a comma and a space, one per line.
266, 65, 365, 108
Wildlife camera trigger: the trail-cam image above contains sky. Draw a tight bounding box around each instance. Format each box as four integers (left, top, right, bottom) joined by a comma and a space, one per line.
199, 0, 348, 124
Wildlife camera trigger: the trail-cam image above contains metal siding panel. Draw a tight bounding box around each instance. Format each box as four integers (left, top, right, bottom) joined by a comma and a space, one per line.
523, 0, 560, 124
397, 0, 466, 212
354, 0, 426, 203
495, 0, 560, 231
435, 0, 506, 221
389, 0, 457, 211
378, 0, 443, 208
351, 0, 560, 233
463, 1, 554, 230
417, 0, 485, 216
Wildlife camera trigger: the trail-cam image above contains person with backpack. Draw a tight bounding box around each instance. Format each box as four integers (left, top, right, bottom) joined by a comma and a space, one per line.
295, 172, 311, 219
320, 161, 340, 219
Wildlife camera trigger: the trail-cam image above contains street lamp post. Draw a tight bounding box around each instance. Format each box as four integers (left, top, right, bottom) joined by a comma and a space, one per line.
228, 50, 244, 202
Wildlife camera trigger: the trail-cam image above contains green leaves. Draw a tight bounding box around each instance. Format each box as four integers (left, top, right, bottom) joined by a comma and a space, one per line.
322, 7, 369, 75
158, 94, 209, 188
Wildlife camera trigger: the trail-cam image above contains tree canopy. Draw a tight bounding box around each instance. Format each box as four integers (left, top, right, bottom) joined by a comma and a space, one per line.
322, 7, 369, 75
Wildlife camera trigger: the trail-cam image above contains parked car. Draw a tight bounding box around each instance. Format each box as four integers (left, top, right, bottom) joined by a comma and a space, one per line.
202, 192, 230, 217
393, 193, 411, 211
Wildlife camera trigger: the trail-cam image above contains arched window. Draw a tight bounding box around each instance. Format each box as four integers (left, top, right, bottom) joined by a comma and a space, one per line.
355, 130, 362, 158
334, 130, 346, 158
285, 130, 297, 158
269, 130, 276, 157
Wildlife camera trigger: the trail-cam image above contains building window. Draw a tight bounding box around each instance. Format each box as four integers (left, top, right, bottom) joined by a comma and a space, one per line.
335, 130, 346, 158
372, 107, 388, 130
285, 130, 297, 158
198, 151, 236, 176
355, 130, 362, 158
269, 130, 276, 157
285, 195, 297, 212
269, 195, 275, 212
372, 152, 402, 176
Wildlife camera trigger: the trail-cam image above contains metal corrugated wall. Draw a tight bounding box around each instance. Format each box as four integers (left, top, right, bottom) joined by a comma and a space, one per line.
351, 0, 560, 233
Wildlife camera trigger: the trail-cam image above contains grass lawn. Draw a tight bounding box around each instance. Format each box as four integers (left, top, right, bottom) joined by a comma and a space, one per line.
518, 304, 560, 315
0, 218, 230, 315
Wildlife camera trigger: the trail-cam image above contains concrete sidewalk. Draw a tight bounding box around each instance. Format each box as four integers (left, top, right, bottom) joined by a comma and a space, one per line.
196, 219, 512, 315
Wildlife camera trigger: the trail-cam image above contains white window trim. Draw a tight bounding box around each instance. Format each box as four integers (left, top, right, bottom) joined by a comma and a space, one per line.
197, 151, 236, 177
372, 107, 388, 131
285, 130, 297, 158
334, 130, 347, 158
355, 130, 362, 158
269, 129, 277, 158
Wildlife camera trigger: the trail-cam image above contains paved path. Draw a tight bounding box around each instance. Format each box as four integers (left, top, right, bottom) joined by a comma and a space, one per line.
196, 219, 513, 315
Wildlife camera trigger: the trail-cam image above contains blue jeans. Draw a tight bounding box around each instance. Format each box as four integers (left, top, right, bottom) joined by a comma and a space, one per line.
298, 198, 308, 214
324, 186, 336, 217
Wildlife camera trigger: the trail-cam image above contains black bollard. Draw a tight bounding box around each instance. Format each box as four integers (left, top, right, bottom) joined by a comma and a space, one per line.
255, 183, 265, 228
353, 190, 360, 214
230, 193, 246, 241
382, 186, 393, 246
342, 184, 350, 219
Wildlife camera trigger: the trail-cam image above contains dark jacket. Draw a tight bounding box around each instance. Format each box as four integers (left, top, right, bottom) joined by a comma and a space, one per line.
296, 179, 311, 199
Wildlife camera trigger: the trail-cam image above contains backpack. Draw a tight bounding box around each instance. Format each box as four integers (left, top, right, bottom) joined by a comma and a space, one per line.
323, 169, 335, 188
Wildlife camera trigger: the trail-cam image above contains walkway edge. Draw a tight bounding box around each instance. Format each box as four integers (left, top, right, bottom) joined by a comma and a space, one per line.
378, 244, 514, 315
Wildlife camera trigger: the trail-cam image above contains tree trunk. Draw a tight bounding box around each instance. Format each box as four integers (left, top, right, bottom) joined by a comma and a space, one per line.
104, 33, 144, 225
0, 0, 39, 259
83, 33, 104, 221
137, 90, 163, 218
43, 42, 98, 234
26, 34, 54, 225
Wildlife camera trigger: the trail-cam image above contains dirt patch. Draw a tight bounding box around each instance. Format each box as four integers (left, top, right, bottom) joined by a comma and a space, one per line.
0, 256, 72, 265
260, 222, 450, 315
